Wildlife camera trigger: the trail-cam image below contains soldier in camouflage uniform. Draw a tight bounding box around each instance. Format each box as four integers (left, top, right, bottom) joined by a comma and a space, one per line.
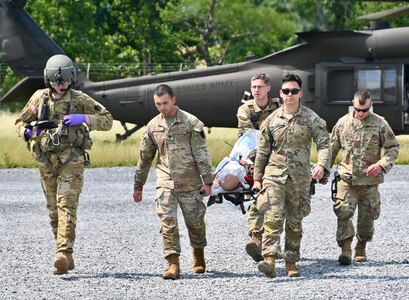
15, 55, 113, 275
133, 84, 213, 280
253, 73, 331, 278
236, 73, 280, 263
237, 73, 280, 138
330, 89, 399, 265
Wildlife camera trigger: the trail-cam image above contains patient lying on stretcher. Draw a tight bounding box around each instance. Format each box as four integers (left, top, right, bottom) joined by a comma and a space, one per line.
208, 129, 259, 213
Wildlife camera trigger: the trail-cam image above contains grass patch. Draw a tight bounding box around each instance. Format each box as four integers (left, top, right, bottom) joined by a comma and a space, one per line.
1, 111, 408, 168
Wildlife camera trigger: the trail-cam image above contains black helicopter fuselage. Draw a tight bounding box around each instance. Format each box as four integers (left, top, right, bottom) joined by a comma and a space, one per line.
2, 0, 409, 134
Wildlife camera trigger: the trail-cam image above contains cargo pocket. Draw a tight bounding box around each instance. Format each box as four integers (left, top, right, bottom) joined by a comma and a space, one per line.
155, 189, 165, 203
369, 192, 381, 220
193, 191, 204, 203
155, 189, 166, 218
31, 140, 46, 162
255, 187, 269, 213
299, 193, 311, 217
333, 186, 348, 218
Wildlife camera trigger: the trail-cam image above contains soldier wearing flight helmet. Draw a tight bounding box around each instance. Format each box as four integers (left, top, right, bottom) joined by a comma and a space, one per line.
15, 54, 113, 275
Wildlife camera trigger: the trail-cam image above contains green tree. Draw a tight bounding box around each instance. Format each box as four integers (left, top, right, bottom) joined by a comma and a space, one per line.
345, 1, 409, 30
25, 0, 180, 72
262, 0, 409, 32
25, 0, 103, 62
3, 0, 409, 107
161, 0, 296, 66
0, 67, 24, 111
93, 0, 182, 72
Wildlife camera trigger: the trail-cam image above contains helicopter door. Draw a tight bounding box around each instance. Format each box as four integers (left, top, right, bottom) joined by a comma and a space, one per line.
316, 62, 407, 134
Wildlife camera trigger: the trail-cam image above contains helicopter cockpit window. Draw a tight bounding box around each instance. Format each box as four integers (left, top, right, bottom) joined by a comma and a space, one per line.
357, 69, 397, 103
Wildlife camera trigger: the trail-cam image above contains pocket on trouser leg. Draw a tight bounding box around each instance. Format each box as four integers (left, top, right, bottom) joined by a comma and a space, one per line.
155, 189, 166, 218
370, 202, 380, 220
299, 193, 311, 217
333, 188, 349, 218
255, 187, 269, 213
368, 189, 380, 220
188, 192, 206, 219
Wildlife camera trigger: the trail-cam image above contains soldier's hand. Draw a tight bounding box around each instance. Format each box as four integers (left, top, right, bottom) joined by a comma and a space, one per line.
24, 128, 43, 141
253, 180, 262, 192
23, 128, 33, 141
63, 114, 89, 126
366, 163, 383, 177
311, 165, 324, 181
133, 190, 143, 203
200, 184, 211, 197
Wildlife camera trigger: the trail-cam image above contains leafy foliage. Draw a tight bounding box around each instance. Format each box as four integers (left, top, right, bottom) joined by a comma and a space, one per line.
160, 0, 295, 65
2, 0, 409, 104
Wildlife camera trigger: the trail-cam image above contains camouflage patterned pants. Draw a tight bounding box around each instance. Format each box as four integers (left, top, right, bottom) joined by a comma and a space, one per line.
257, 179, 310, 262
247, 203, 264, 240
155, 187, 207, 258
333, 179, 380, 246
38, 152, 84, 253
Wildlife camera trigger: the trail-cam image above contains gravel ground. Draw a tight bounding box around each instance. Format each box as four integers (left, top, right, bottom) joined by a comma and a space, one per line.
0, 166, 408, 300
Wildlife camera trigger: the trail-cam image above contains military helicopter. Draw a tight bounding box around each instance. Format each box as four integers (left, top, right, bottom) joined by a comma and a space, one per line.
1, 0, 409, 139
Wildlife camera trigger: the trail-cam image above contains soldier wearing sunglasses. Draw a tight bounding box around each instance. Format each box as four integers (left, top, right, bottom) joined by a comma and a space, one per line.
253, 73, 331, 278
330, 89, 399, 266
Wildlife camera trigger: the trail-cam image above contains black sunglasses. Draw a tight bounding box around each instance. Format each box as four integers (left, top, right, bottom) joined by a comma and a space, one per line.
281, 88, 300, 95
354, 106, 371, 113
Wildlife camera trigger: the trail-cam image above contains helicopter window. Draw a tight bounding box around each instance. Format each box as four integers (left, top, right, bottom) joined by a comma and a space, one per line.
327, 69, 354, 102
384, 70, 397, 102
357, 69, 397, 103
357, 70, 381, 100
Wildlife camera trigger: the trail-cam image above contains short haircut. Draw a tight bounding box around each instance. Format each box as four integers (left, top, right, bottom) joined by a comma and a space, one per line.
251, 73, 271, 86
282, 73, 302, 88
154, 84, 174, 97
354, 89, 371, 105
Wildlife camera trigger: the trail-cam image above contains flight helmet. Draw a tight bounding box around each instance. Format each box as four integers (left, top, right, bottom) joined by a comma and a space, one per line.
44, 54, 76, 87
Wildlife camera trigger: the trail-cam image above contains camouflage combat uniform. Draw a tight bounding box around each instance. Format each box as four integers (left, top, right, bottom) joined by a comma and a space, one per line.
330, 111, 399, 246
134, 107, 213, 258
236, 98, 280, 242
254, 105, 330, 262
15, 88, 113, 254
237, 98, 280, 137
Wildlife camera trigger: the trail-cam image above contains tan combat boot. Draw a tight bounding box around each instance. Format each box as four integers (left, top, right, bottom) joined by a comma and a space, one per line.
52, 251, 70, 275
192, 248, 206, 273
354, 240, 367, 262
338, 239, 352, 265
245, 235, 264, 263
67, 252, 75, 271
163, 254, 180, 280
285, 261, 300, 277
257, 256, 276, 278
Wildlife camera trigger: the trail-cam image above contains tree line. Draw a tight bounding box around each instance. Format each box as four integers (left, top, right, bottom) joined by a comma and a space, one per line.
1, 0, 409, 110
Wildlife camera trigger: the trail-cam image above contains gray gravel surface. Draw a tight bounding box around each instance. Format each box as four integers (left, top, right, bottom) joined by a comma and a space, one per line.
0, 166, 408, 299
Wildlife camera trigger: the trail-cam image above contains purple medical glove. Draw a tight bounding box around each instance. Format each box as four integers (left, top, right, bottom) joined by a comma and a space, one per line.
24, 128, 43, 141
24, 128, 33, 141
63, 114, 87, 126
